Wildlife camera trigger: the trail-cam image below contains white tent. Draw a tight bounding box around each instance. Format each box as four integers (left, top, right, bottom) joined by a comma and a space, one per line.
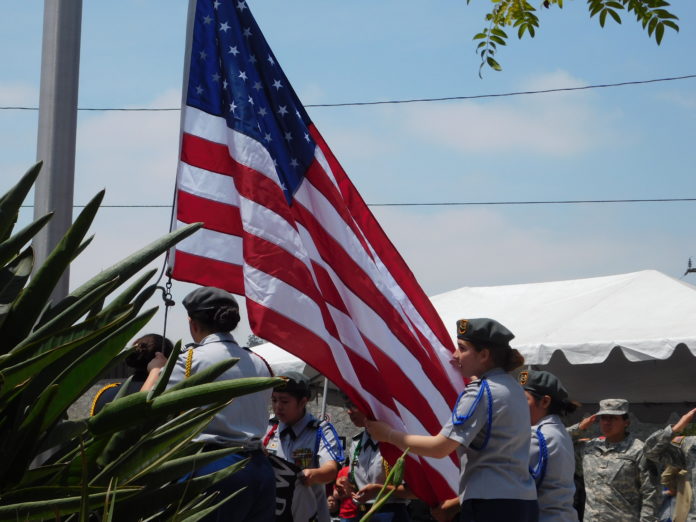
254, 270, 696, 411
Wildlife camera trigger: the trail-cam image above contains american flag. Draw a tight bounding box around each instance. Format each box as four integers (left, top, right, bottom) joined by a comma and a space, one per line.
170, 0, 462, 503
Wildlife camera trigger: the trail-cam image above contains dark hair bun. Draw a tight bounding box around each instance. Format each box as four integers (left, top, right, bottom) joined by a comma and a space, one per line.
213, 306, 240, 331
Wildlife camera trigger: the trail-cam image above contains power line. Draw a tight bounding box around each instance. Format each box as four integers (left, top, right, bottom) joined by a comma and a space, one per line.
18, 197, 696, 209
2, 74, 694, 112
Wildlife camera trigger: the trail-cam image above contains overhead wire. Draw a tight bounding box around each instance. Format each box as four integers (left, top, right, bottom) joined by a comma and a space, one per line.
1, 74, 694, 112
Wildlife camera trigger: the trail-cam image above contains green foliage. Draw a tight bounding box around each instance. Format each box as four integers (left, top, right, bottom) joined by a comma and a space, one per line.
0, 163, 283, 520
359, 448, 409, 522
470, 0, 679, 75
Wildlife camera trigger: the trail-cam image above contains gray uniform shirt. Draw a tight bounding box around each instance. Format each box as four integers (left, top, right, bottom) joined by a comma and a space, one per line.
643, 425, 696, 522
530, 414, 578, 522
349, 431, 407, 505
167, 332, 272, 446
440, 367, 537, 502
265, 412, 341, 522
568, 425, 658, 522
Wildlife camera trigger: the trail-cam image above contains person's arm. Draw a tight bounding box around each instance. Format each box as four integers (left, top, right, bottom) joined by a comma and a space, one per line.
642, 409, 695, 467
567, 414, 596, 442
430, 497, 461, 522
638, 453, 660, 522
140, 352, 167, 391
301, 459, 339, 486
364, 420, 460, 458
352, 482, 415, 504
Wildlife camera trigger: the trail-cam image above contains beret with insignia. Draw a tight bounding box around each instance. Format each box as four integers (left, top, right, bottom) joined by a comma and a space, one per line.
456, 317, 514, 349
183, 286, 239, 314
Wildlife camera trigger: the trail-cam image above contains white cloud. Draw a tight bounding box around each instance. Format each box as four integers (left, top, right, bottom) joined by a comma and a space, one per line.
0, 81, 39, 105
656, 90, 696, 110
74, 89, 182, 204
398, 70, 621, 157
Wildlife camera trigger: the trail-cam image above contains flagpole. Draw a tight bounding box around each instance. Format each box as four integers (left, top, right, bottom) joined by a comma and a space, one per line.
34, 0, 83, 301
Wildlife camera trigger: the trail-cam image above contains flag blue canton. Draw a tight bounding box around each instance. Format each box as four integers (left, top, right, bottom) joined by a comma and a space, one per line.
187, 0, 316, 202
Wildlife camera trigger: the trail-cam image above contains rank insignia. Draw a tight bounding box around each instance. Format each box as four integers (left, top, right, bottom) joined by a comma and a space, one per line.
518, 371, 529, 385
292, 448, 313, 470
457, 319, 469, 336
672, 436, 685, 446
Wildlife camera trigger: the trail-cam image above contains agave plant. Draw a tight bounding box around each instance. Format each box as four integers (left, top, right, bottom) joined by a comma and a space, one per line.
0, 163, 282, 521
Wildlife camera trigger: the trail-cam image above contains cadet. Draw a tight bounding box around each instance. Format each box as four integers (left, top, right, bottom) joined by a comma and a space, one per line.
568, 398, 658, 522
521, 370, 579, 522
345, 401, 414, 521
643, 407, 696, 521
91, 333, 173, 415
264, 372, 343, 522
359, 318, 539, 522
145, 286, 275, 522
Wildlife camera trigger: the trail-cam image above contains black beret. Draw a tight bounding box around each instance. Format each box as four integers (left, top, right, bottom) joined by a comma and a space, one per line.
456, 318, 514, 349
520, 370, 569, 404
183, 286, 239, 314
274, 371, 311, 398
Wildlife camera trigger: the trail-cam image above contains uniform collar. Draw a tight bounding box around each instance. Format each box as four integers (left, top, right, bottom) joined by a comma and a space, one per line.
534, 414, 560, 429
278, 411, 315, 438
363, 431, 379, 450
198, 332, 237, 346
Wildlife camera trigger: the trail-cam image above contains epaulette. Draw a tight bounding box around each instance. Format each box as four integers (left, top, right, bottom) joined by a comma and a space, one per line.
90, 382, 121, 416
671, 435, 685, 446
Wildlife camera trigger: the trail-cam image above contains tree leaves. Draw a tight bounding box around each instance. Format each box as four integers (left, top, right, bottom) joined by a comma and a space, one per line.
473, 0, 679, 73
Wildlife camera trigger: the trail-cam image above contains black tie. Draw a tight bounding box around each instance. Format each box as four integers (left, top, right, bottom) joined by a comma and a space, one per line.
280, 427, 296, 440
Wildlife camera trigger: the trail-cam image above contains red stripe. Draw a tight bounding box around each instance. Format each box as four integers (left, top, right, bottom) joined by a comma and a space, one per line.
181, 133, 236, 176
171, 250, 243, 294
310, 126, 455, 359
177, 190, 243, 236
290, 199, 454, 402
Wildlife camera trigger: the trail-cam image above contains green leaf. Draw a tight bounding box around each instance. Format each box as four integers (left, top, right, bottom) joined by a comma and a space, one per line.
0, 214, 51, 268
146, 340, 182, 401
0, 247, 33, 332
97, 268, 157, 319
486, 56, 503, 71
655, 21, 664, 43
0, 489, 138, 521
607, 8, 622, 24
165, 357, 240, 394
2, 190, 105, 348
0, 162, 42, 243
134, 447, 240, 486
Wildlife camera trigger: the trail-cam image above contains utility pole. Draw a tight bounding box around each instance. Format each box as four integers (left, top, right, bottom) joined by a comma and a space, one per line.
34, 1, 83, 301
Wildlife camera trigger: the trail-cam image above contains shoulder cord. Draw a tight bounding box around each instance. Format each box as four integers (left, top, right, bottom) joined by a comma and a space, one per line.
263, 422, 279, 448
90, 382, 121, 416
315, 421, 345, 466
452, 378, 493, 451
529, 426, 549, 485
185, 346, 194, 378
349, 434, 391, 485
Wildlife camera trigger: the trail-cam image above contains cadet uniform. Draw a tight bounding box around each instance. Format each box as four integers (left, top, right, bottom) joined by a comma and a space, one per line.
521, 370, 578, 522
169, 287, 275, 522
644, 426, 696, 521
439, 318, 538, 522
265, 411, 343, 522
349, 430, 410, 522
569, 399, 658, 522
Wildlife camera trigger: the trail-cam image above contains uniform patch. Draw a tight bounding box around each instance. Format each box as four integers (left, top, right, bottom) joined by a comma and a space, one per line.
519, 371, 529, 385
292, 448, 313, 469
672, 435, 685, 446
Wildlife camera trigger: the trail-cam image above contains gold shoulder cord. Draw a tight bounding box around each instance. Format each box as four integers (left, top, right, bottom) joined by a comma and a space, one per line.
185, 347, 194, 378
90, 382, 121, 416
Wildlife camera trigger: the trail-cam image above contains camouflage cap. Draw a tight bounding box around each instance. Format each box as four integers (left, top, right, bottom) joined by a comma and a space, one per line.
456, 318, 514, 349
596, 398, 629, 416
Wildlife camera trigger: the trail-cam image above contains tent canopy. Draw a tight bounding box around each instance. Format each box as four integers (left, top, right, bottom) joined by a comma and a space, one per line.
431, 270, 696, 365
254, 270, 696, 404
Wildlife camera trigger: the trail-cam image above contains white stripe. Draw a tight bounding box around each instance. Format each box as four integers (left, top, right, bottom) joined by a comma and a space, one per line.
174, 220, 243, 266
178, 162, 240, 206
183, 106, 277, 182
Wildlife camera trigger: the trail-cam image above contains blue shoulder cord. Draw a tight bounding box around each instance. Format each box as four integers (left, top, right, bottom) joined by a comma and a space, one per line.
529, 426, 549, 485
315, 420, 345, 465
452, 378, 493, 451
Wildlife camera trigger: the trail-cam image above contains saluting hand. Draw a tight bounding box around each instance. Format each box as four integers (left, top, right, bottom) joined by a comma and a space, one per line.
579, 414, 597, 431
673, 407, 696, 434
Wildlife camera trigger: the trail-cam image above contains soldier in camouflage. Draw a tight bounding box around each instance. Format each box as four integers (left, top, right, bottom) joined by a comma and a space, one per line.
568, 398, 658, 522
643, 407, 696, 522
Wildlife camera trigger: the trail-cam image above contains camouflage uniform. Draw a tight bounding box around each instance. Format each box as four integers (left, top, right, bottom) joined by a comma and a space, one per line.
643, 425, 696, 521
568, 425, 658, 522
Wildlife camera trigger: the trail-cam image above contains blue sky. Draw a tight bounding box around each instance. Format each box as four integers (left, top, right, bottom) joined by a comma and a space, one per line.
1, 1, 695, 344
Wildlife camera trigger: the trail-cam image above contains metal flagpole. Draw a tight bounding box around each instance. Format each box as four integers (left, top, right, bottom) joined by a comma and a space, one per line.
320, 376, 329, 420
34, 0, 83, 301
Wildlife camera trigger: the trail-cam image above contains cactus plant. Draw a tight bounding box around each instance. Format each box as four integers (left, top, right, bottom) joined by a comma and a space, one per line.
0, 163, 282, 520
